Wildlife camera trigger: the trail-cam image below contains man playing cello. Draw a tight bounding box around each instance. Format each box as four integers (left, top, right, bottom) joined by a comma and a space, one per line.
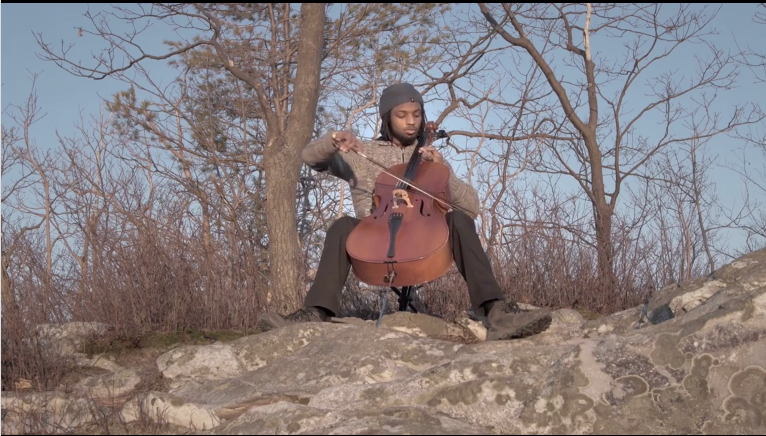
259, 82, 552, 341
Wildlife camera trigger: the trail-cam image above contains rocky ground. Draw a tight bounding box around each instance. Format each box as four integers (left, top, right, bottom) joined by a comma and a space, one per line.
2, 248, 765, 435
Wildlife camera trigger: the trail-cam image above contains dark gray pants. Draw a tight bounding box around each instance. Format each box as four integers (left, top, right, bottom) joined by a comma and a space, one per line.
304, 210, 505, 316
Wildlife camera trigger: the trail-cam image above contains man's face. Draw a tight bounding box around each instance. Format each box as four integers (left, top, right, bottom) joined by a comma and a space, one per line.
388, 101, 422, 146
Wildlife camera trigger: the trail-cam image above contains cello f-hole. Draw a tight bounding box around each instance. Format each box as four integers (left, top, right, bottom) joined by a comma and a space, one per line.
374, 203, 390, 220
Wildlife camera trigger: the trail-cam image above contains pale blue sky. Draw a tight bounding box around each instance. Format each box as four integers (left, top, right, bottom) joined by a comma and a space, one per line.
1, 3, 181, 143
3, 3, 765, 257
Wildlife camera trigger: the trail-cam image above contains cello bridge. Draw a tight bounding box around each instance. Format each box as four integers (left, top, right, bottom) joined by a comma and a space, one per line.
392, 189, 414, 209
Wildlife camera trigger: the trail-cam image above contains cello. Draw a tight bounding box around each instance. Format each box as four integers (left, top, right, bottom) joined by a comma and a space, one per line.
344, 121, 472, 290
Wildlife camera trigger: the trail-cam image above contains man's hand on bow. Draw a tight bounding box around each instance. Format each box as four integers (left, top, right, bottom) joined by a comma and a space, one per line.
331, 131, 360, 153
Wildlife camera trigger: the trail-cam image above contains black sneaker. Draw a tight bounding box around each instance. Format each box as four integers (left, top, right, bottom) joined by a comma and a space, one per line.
255, 307, 330, 333
485, 300, 552, 341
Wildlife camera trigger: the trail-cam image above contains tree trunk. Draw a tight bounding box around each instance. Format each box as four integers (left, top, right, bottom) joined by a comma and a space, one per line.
264, 141, 302, 312
264, 2, 325, 313
593, 203, 617, 310
586, 136, 618, 311
690, 147, 716, 275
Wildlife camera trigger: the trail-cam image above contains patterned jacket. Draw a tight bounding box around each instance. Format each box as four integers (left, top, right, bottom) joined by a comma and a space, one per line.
301, 132, 480, 219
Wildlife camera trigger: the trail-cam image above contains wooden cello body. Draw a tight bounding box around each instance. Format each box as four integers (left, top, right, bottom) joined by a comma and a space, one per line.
345, 122, 455, 287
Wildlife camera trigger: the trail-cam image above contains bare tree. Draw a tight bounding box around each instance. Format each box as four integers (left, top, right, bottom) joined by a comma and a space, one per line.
36, 3, 458, 312
34, 3, 325, 312
1, 98, 29, 321
474, 3, 765, 302
726, 129, 766, 252
17, 2, 764, 330
736, 3, 766, 83
2, 75, 67, 321
647, 150, 711, 281
726, 3, 766, 251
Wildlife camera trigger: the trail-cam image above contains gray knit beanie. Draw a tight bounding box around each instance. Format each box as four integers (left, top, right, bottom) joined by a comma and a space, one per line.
379, 83, 424, 116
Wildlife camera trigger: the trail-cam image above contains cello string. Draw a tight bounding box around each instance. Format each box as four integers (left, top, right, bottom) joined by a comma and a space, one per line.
331, 128, 473, 215
350, 148, 474, 216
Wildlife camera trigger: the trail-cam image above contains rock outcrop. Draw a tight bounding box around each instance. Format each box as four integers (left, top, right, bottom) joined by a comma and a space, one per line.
2, 248, 765, 435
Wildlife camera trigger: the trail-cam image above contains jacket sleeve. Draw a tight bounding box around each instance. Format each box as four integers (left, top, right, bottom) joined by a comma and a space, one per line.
443, 161, 481, 219
301, 132, 355, 182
